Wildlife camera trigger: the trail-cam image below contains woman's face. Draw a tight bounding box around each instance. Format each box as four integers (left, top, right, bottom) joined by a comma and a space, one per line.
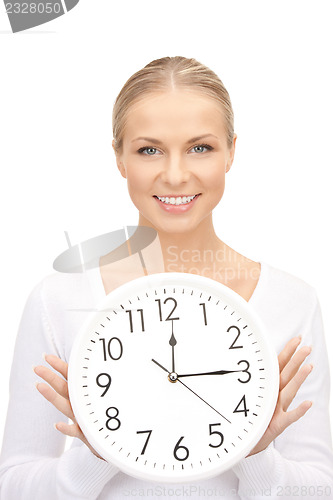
113, 90, 236, 234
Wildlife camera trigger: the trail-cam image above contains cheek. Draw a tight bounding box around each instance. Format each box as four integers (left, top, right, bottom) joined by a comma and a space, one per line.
202, 162, 227, 193
125, 165, 152, 200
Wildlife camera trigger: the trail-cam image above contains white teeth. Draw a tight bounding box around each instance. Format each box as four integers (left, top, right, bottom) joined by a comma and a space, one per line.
156, 195, 197, 205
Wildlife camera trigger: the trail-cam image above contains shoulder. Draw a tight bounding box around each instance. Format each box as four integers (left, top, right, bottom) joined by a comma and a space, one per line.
261, 261, 318, 310
25, 271, 97, 360
28, 270, 94, 316
255, 262, 320, 349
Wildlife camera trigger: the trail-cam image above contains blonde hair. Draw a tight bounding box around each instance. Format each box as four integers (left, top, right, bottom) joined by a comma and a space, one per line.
112, 56, 234, 153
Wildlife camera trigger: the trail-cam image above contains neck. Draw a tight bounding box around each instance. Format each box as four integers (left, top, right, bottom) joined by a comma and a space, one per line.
138, 213, 227, 275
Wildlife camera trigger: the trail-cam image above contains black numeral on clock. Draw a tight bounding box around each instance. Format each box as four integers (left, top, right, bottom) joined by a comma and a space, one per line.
208, 423, 224, 448
199, 303, 207, 325
227, 325, 243, 349
106, 406, 121, 431
173, 436, 189, 461
126, 309, 145, 333
96, 373, 112, 396
99, 337, 123, 361
237, 360, 251, 383
155, 298, 179, 322
136, 430, 152, 455
233, 395, 249, 417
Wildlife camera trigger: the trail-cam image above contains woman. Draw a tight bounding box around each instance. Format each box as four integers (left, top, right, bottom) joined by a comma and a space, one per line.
1, 56, 332, 499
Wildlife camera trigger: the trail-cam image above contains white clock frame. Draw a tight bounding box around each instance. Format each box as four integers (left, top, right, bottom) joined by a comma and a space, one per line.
68, 272, 279, 482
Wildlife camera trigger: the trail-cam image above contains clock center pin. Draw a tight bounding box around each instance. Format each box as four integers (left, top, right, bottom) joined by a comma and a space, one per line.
168, 371, 178, 383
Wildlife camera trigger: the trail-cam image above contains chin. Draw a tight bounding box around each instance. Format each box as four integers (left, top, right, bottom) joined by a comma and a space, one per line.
150, 218, 201, 235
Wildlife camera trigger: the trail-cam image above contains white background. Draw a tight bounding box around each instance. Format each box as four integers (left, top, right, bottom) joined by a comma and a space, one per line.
0, 0, 332, 449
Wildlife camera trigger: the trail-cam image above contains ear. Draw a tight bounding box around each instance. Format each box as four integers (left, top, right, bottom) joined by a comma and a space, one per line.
112, 139, 127, 179
226, 134, 237, 173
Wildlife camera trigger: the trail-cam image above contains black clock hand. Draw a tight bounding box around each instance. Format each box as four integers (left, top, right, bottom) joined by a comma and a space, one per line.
151, 358, 178, 382
151, 359, 231, 423
177, 379, 231, 424
152, 358, 169, 373
169, 320, 177, 373
178, 369, 244, 378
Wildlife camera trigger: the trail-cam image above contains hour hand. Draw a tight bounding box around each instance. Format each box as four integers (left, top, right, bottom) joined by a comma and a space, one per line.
178, 369, 243, 378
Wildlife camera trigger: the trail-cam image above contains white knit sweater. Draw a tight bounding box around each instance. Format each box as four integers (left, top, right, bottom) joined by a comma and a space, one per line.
0, 261, 332, 499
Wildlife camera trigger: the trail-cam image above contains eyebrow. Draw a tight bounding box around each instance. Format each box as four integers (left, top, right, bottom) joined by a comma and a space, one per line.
131, 134, 219, 144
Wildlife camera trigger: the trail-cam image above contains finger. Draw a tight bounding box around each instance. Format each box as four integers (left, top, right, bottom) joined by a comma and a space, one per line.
55, 421, 105, 461
36, 382, 75, 421
280, 346, 312, 391
282, 400, 313, 429
278, 336, 301, 373
34, 365, 69, 399
44, 354, 68, 380
55, 421, 81, 439
55, 421, 94, 451
281, 363, 313, 411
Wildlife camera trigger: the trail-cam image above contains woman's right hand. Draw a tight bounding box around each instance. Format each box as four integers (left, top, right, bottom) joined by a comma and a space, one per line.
33, 354, 105, 461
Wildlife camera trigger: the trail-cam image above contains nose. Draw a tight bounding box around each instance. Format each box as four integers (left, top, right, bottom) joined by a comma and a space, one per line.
160, 155, 191, 186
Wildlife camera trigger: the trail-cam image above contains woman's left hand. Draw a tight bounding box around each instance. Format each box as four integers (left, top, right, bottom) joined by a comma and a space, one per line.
246, 336, 313, 457
33, 354, 105, 460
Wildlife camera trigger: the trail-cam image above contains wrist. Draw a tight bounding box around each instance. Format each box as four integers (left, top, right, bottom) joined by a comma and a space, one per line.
246, 444, 267, 457
246, 439, 274, 458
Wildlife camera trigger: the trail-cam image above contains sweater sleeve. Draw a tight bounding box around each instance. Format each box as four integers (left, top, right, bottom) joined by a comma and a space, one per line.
232, 290, 333, 499
0, 281, 119, 500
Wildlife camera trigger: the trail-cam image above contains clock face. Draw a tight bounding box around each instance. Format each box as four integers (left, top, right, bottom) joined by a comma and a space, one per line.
68, 272, 279, 482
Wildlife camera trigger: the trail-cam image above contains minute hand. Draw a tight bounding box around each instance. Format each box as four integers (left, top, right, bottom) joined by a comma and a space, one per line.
178, 369, 244, 378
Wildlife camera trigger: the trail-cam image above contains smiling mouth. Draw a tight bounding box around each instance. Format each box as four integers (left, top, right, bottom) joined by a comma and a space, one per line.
153, 194, 200, 205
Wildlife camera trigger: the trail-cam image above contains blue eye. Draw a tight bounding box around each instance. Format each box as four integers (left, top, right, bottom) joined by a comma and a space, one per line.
137, 147, 159, 155
137, 143, 214, 155
191, 144, 213, 153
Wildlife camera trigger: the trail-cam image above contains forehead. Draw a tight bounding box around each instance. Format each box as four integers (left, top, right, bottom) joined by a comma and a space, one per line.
123, 90, 226, 140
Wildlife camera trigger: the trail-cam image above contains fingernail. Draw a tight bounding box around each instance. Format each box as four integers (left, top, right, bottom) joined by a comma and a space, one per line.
35, 381, 40, 389
32, 365, 37, 373
42, 353, 48, 362
54, 423, 58, 431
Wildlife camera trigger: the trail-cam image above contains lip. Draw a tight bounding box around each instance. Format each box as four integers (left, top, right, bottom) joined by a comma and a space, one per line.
155, 194, 198, 198
153, 194, 201, 214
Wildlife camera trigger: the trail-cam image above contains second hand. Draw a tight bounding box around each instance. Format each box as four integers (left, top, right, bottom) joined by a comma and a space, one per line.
151, 358, 231, 424
177, 379, 231, 424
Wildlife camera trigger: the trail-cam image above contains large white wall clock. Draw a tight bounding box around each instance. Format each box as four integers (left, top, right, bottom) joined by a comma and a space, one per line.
68, 272, 279, 482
